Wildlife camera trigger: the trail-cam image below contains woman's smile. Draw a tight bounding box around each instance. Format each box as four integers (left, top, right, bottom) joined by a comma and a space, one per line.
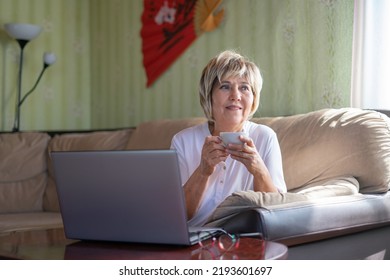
226, 104, 242, 110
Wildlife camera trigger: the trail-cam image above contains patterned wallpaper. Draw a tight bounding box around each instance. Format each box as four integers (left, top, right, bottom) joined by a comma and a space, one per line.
0, 0, 353, 131
0, 0, 91, 131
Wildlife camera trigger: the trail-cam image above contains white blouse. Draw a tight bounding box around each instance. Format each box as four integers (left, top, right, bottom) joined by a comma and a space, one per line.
171, 121, 286, 226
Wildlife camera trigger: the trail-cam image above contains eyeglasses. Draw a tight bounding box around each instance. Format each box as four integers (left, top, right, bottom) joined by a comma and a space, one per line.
193, 230, 264, 260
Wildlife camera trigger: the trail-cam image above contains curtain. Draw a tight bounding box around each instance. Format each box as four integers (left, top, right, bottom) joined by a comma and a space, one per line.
351, 0, 390, 109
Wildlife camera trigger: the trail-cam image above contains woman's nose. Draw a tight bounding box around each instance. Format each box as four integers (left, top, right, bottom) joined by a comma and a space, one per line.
230, 87, 241, 100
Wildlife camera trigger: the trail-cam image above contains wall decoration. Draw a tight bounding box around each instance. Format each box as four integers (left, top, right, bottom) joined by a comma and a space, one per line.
141, 0, 224, 87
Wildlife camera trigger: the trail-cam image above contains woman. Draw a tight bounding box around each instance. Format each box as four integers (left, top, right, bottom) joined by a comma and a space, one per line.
171, 50, 286, 227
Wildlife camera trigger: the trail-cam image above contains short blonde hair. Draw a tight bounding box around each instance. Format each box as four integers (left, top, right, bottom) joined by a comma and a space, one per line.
199, 50, 263, 123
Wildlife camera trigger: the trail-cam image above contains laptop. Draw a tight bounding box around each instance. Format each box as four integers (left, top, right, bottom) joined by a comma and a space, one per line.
51, 150, 220, 245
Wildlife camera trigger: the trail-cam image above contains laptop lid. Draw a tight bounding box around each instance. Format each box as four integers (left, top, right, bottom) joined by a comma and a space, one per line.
51, 150, 199, 245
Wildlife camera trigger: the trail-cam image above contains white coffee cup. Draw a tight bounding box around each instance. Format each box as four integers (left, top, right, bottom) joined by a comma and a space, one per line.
220, 132, 248, 146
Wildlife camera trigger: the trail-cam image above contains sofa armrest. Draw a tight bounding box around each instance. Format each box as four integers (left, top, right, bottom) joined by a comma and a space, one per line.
221, 192, 390, 246
254, 108, 390, 194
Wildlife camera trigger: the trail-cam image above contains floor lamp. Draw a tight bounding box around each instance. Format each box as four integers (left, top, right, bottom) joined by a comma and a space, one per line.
4, 23, 56, 132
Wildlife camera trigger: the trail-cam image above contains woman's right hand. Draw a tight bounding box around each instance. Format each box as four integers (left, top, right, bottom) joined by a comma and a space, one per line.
183, 136, 228, 220
199, 136, 229, 176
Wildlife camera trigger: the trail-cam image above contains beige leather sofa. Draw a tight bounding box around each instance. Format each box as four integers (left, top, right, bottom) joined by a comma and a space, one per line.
1, 108, 389, 245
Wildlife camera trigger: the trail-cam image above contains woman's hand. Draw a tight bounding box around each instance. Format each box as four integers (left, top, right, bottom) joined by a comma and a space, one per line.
183, 136, 228, 220
226, 135, 278, 192
200, 136, 229, 176
225, 135, 263, 174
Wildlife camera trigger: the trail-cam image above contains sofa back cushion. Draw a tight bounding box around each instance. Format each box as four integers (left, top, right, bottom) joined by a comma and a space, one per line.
44, 129, 134, 211
254, 108, 390, 193
0, 132, 50, 213
126, 118, 206, 150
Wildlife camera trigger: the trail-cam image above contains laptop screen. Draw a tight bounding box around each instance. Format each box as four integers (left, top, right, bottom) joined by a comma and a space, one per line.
51, 150, 194, 245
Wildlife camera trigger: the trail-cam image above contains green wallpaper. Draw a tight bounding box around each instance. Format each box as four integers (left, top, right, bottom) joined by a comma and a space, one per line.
0, 0, 353, 131
0, 0, 91, 131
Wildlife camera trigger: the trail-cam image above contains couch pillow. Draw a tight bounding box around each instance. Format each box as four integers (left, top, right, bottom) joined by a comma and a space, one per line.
44, 129, 134, 211
47, 128, 134, 176
0, 173, 47, 213
48, 129, 134, 152
254, 108, 390, 194
206, 176, 359, 226
292, 176, 359, 197
206, 191, 309, 226
126, 118, 206, 150
0, 132, 50, 181
0, 132, 50, 213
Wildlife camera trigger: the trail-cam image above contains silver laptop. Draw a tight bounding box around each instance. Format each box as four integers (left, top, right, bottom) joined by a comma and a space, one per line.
51, 150, 219, 245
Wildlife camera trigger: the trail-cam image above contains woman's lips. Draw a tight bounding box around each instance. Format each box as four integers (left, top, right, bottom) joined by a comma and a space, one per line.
226, 105, 242, 110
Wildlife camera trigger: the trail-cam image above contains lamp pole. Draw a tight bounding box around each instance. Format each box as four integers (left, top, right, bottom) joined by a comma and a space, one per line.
5, 23, 56, 132
4, 23, 43, 132
13, 39, 29, 132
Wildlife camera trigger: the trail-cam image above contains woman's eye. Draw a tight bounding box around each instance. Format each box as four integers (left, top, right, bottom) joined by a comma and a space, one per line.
220, 84, 230, 90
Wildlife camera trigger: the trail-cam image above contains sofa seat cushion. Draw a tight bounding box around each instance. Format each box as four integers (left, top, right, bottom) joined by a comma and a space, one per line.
0, 212, 63, 233
0, 132, 50, 213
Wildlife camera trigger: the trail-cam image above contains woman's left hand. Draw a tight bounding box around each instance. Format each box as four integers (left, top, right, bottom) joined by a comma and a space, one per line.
226, 135, 266, 176
226, 135, 278, 193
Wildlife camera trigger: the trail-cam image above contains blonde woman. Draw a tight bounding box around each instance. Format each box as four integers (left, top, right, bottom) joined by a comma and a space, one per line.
171, 50, 286, 227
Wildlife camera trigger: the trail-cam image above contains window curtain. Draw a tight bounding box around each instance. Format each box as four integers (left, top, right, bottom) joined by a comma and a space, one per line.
351, 0, 390, 109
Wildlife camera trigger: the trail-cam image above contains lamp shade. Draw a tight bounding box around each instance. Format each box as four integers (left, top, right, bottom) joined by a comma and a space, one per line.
43, 52, 56, 65
4, 23, 42, 41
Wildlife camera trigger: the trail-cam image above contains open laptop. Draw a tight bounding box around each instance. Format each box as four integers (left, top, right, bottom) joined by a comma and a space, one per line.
51, 150, 220, 246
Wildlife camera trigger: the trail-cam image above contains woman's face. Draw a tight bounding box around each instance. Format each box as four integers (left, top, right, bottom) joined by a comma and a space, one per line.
211, 76, 254, 132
